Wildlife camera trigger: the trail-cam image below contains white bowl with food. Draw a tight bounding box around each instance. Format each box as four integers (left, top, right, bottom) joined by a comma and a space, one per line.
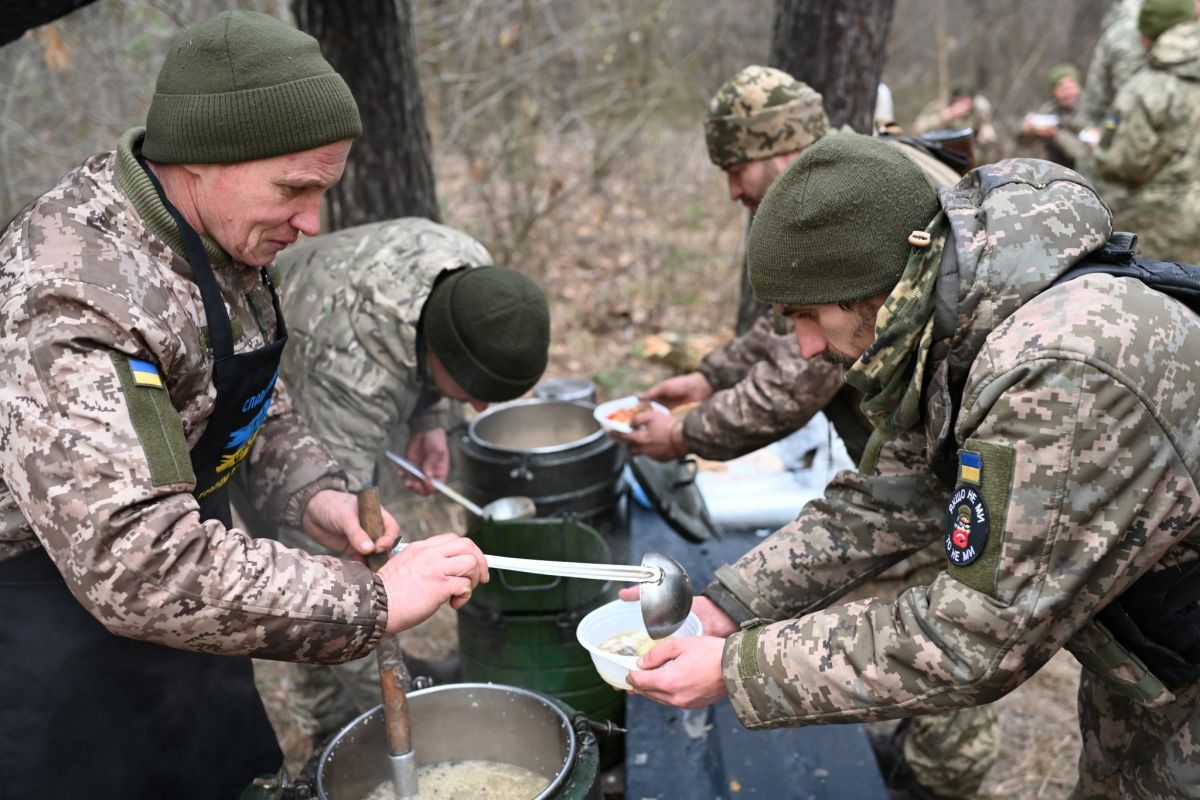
593, 396, 670, 435
576, 599, 702, 690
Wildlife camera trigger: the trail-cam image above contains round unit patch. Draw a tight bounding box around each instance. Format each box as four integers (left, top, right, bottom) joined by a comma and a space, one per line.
945, 486, 989, 566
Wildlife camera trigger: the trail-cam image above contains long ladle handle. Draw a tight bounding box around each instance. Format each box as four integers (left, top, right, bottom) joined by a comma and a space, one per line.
391, 541, 660, 584
384, 450, 487, 517
358, 489, 417, 797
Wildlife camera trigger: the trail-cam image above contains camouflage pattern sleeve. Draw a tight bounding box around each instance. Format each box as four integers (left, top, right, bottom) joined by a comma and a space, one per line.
696, 312, 781, 391
410, 399, 452, 435
704, 430, 947, 623
0, 280, 386, 663
682, 331, 844, 461
718, 277, 1200, 728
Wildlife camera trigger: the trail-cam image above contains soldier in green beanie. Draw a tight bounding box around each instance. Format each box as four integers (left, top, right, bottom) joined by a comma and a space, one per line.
0, 11, 492, 798
231, 218, 549, 750
1019, 63, 1085, 169
1097, 0, 1200, 263
623, 132, 1200, 799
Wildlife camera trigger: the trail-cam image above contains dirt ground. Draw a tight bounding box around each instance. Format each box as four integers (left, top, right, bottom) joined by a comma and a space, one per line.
252, 124, 1085, 798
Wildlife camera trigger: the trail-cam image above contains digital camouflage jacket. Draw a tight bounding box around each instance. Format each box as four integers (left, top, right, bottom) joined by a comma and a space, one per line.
706, 160, 1200, 797
1096, 20, 1200, 264
277, 218, 493, 489
0, 130, 386, 664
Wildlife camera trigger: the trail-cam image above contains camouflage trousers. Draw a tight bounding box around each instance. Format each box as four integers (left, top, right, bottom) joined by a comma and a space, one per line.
846, 543, 1000, 798
1072, 667, 1200, 799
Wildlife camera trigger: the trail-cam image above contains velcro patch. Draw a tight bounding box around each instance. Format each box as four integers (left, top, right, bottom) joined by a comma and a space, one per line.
129, 357, 163, 388
944, 438, 1015, 598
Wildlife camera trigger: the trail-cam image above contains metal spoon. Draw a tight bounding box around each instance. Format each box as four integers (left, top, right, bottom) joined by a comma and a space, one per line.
639, 551, 695, 639
384, 450, 536, 521
392, 542, 693, 638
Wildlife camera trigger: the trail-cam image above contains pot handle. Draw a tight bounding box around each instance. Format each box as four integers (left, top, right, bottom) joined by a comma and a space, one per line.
571, 711, 627, 738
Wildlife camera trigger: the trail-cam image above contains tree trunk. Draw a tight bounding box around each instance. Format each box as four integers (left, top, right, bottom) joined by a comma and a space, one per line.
768, 0, 897, 132
291, 0, 440, 230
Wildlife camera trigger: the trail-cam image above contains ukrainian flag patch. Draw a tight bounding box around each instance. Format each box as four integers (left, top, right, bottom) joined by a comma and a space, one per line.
958, 450, 981, 485
129, 358, 163, 389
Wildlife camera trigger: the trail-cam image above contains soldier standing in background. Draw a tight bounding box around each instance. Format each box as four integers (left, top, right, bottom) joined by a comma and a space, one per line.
1081, 0, 1147, 128
625, 132, 1200, 800
1018, 64, 1085, 169
912, 80, 1000, 163
1095, 0, 1200, 263
0, 13, 488, 799
248, 217, 550, 748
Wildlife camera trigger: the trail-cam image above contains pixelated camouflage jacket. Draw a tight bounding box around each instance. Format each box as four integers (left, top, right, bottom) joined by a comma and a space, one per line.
1081, 0, 1146, 127
706, 159, 1200, 730
684, 138, 960, 462
278, 218, 493, 489
0, 130, 386, 663
1095, 20, 1200, 263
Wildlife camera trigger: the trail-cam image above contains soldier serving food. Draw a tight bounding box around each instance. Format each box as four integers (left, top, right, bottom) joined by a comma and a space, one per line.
0, 12, 488, 799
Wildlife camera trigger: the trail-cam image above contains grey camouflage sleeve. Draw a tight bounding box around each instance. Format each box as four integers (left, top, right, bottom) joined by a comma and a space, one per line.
718, 352, 1199, 728
1095, 76, 1170, 186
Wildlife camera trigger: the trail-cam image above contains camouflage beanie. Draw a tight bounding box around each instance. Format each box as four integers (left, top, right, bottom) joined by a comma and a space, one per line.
1139, 0, 1195, 39
423, 268, 550, 402
704, 66, 828, 168
143, 11, 361, 164
748, 133, 941, 306
1048, 63, 1080, 91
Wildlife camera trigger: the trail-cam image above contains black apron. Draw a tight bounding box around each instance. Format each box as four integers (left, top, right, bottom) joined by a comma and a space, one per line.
0, 161, 289, 799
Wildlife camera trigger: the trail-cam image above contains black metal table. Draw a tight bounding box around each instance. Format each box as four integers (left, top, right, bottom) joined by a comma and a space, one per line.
624, 504, 889, 799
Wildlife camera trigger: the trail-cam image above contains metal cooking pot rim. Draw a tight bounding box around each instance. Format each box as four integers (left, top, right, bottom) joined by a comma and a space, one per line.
468, 398, 605, 455
315, 682, 578, 800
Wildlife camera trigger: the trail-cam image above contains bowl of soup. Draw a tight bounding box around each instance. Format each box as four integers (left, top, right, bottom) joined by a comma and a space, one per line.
576, 599, 702, 690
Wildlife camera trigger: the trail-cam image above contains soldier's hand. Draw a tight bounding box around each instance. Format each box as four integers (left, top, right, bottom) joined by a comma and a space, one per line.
379, 532, 489, 633
626, 636, 728, 708
618, 586, 738, 638
639, 372, 713, 408
402, 427, 450, 496
303, 489, 400, 558
611, 409, 686, 461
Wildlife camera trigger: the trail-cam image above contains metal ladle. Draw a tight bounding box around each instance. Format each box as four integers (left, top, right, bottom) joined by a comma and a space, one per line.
392, 542, 694, 638
385, 450, 536, 522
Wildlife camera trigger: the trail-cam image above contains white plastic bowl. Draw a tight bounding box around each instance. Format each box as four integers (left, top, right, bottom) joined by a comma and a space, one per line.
576, 599, 702, 690
593, 396, 670, 435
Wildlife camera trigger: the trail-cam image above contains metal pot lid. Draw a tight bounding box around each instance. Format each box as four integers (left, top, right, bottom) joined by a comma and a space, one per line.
627, 455, 723, 543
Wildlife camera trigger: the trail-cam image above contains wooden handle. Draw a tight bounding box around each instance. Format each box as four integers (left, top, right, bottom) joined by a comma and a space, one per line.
358, 487, 391, 573
356, 487, 412, 757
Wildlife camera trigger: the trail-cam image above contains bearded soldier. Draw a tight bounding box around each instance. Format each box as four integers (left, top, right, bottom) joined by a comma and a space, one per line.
625, 133, 1200, 799
615, 68, 993, 800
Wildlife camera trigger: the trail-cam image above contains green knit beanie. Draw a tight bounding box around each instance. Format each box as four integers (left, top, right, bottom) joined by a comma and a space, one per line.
748, 133, 941, 306
423, 268, 551, 402
1139, 0, 1194, 39
1048, 63, 1080, 91
143, 11, 361, 164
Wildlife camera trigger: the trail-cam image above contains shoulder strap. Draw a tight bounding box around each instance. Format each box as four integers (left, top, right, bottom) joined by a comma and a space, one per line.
930, 232, 1200, 489
1053, 232, 1200, 315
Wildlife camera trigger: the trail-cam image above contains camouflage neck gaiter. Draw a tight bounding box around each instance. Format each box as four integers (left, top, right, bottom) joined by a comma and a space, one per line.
843, 213, 949, 474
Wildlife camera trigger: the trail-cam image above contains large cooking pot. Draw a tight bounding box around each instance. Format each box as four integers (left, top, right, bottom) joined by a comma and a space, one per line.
457, 399, 626, 529
314, 684, 601, 800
